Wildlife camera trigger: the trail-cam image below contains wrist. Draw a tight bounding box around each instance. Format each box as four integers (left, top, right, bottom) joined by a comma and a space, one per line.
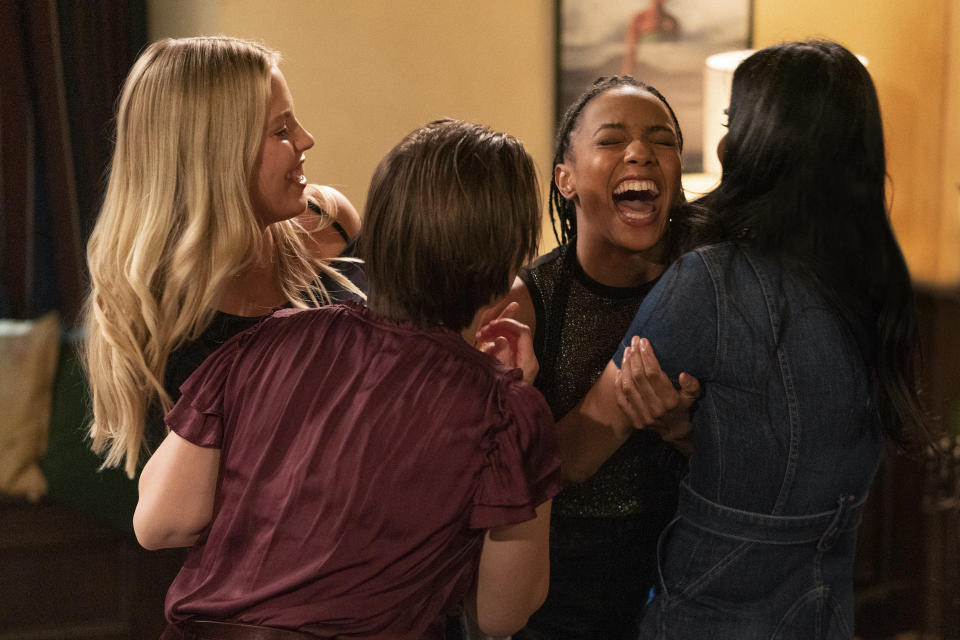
581, 387, 631, 440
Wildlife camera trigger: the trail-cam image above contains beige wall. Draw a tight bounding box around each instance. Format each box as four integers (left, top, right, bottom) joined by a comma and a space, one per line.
754, 0, 959, 283
148, 1, 959, 282
147, 0, 557, 244
940, 1, 960, 282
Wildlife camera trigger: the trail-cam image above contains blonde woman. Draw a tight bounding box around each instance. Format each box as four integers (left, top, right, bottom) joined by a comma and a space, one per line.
84, 36, 361, 479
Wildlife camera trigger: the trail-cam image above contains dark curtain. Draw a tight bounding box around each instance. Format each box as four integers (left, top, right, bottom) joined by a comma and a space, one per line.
0, 0, 146, 326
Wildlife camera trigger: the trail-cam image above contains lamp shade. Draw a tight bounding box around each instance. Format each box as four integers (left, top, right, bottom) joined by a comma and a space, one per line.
702, 49, 754, 176
701, 49, 870, 177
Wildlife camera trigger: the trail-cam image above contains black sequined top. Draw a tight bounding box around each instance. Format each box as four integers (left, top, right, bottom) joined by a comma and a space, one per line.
520, 242, 684, 518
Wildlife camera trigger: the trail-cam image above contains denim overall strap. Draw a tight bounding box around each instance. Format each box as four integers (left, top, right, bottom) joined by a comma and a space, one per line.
678, 483, 866, 547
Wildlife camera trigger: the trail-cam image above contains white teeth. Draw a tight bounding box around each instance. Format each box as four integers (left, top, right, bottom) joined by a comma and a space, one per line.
614, 179, 658, 195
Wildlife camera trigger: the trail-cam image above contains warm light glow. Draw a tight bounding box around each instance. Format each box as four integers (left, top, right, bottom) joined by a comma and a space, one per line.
702, 49, 754, 177
701, 49, 868, 178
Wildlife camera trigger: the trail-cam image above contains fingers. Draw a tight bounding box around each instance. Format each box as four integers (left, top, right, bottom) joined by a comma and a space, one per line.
658, 409, 694, 443
479, 335, 511, 360
618, 343, 646, 423
492, 336, 512, 366
476, 299, 518, 330
677, 372, 702, 410
512, 320, 538, 384
620, 337, 679, 421
657, 372, 698, 455
635, 338, 680, 412
496, 300, 519, 321
478, 339, 496, 356
617, 340, 659, 425
617, 337, 703, 433
476, 317, 529, 345
476, 317, 539, 383
678, 371, 701, 396
611, 336, 701, 453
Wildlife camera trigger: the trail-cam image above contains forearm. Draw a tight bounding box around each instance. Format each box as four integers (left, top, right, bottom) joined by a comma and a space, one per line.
132, 520, 203, 550
556, 363, 631, 484
133, 430, 219, 550
134, 494, 208, 550
557, 406, 630, 484
135, 467, 212, 549
469, 500, 552, 636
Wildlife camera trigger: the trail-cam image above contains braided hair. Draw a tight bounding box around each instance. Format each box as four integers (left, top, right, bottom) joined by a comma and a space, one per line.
549, 76, 684, 246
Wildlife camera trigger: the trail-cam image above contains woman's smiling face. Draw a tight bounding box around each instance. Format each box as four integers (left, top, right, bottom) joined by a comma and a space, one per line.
556, 86, 682, 266
249, 67, 315, 227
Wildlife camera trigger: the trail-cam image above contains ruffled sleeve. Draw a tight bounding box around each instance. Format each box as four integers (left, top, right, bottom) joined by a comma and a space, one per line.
470, 378, 563, 529
164, 330, 248, 449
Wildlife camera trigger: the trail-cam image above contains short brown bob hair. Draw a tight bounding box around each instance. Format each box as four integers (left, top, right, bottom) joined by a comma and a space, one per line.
361, 119, 541, 332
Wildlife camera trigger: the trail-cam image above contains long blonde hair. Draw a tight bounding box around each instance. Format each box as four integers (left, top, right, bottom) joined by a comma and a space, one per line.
84, 36, 353, 477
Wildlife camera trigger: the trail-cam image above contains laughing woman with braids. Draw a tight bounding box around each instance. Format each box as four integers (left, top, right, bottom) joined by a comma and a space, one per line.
493, 77, 698, 640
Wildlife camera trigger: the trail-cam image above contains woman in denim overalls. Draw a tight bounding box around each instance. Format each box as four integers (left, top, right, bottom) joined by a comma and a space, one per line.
575, 40, 929, 638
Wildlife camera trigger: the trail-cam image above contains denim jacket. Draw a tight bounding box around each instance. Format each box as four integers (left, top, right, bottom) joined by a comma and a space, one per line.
614, 242, 883, 639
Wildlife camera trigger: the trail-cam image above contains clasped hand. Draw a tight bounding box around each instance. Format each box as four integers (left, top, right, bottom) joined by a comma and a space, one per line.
618, 336, 700, 455
474, 301, 538, 384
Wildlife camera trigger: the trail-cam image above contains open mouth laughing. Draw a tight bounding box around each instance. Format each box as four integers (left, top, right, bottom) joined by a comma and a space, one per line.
612, 179, 660, 222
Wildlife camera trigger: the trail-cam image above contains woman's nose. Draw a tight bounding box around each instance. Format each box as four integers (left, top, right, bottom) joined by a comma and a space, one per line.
298, 127, 315, 153
624, 139, 656, 165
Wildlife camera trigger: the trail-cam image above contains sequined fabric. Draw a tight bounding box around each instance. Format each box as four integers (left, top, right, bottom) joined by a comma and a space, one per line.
520, 243, 684, 518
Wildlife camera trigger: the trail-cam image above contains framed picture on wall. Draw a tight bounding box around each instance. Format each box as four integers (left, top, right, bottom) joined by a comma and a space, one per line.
557, 0, 753, 172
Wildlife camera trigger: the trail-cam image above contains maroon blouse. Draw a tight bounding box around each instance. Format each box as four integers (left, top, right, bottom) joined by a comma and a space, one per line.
163, 303, 562, 638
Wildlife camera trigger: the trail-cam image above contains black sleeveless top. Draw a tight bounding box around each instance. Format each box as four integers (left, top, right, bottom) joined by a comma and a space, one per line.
520, 242, 684, 518
144, 220, 366, 449
144, 311, 266, 449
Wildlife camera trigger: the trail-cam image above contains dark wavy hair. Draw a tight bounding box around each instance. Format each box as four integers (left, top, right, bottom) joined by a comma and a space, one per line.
549, 75, 686, 256
695, 40, 927, 449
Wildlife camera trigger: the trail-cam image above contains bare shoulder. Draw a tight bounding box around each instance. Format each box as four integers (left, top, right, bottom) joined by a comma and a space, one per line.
320, 186, 362, 238
496, 276, 537, 335
298, 185, 362, 260
507, 277, 536, 334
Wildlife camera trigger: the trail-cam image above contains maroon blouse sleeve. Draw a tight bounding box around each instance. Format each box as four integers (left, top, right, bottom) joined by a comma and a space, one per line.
164, 332, 246, 449
469, 380, 563, 529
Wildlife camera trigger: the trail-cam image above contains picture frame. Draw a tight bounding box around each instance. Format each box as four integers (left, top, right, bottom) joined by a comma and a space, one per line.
556, 0, 754, 173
